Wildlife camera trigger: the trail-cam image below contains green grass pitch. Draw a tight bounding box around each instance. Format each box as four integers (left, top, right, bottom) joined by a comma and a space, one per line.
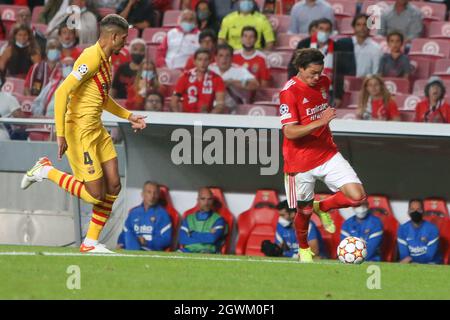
0, 245, 449, 300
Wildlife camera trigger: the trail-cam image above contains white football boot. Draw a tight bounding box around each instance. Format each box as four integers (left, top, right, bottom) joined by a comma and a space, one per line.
21, 157, 53, 190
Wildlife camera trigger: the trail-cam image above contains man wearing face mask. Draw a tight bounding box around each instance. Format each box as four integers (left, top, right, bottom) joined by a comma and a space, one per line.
340, 202, 383, 261
218, 0, 275, 50
195, 0, 220, 33
156, 10, 200, 69
111, 38, 146, 99
398, 199, 442, 264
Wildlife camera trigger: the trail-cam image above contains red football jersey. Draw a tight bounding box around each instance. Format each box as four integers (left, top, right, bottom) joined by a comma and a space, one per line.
174, 69, 225, 113
280, 76, 338, 173
415, 100, 450, 123
233, 50, 271, 82
370, 98, 400, 120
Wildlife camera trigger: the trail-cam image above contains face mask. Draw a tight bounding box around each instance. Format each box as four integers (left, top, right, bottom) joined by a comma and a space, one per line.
317, 31, 330, 43
62, 66, 72, 78
354, 205, 369, 219
410, 211, 423, 224
15, 41, 29, 49
180, 22, 196, 33
142, 70, 155, 81
47, 49, 61, 62
240, 0, 254, 13
197, 11, 210, 21
131, 53, 145, 64
278, 217, 292, 228
61, 41, 75, 49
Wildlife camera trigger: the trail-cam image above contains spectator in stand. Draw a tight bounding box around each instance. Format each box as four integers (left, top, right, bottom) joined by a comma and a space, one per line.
120, 181, 173, 251
58, 23, 81, 60
171, 48, 225, 113
287, 18, 335, 80
184, 29, 217, 71
415, 76, 450, 123
209, 44, 259, 113
44, 0, 71, 36
340, 202, 384, 261
0, 73, 23, 141
289, 0, 335, 35
218, 0, 275, 50
156, 9, 200, 69
118, 0, 156, 34
378, 31, 412, 79
0, 24, 41, 78
275, 200, 327, 259
233, 26, 270, 88
207, 0, 239, 23
126, 59, 168, 110
31, 56, 75, 118
24, 38, 62, 96
398, 199, 442, 264
97, 0, 123, 9
179, 187, 227, 254
356, 75, 401, 121
70, 0, 99, 45
379, 0, 423, 44
144, 91, 164, 111
111, 38, 146, 99
195, 0, 220, 33
17, 7, 46, 55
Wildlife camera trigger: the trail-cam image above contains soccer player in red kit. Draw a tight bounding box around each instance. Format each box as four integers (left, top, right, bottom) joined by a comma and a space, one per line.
171, 48, 225, 113
280, 48, 366, 262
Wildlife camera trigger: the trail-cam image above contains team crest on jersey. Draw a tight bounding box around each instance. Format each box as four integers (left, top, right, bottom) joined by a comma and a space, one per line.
421, 236, 427, 243
87, 166, 95, 175
78, 64, 89, 76
150, 216, 156, 223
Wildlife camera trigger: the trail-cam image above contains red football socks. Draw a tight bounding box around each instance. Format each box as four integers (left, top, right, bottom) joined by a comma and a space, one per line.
294, 204, 313, 249
319, 191, 365, 212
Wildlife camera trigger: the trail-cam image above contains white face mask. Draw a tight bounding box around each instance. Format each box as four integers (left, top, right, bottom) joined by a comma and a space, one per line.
354, 205, 369, 219
278, 217, 292, 228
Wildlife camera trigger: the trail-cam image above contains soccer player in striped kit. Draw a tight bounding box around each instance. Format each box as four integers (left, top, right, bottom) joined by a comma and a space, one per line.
280, 48, 366, 262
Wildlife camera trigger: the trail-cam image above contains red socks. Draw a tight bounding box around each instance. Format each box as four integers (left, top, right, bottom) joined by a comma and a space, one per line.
319, 191, 365, 212
294, 204, 313, 249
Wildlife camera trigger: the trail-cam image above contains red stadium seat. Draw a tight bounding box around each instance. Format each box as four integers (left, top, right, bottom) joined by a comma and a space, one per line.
433, 59, 450, 79
266, 51, 291, 70
236, 104, 278, 116
31, 5, 44, 23
162, 10, 181, 27
98, 7, 115, 18
275, 33, 307, 51
422, 199, 450, 264
147, 45, 158, 61
2, 77, 25, 94
270, 69, 288, 88
0, 4, 27, 21
343, 75, 362, 92
328, 0, 357, 17
126, 28, 139, 44
413, 78, 450, 96
367, 195, 399, 262
360, 0, 394, 16
267, 15, 291, 33
383, 77, 410, 95
424, 198, 449, 218
253, 88, 280, 104
336, 107, 357, 120
433, 218, 450, 264
409, 38, 450, 59
341, 91, 359, 107
371, 36, 390, 53
413, 2, 447, 22
400, 110, 415, 122
142, 28, 169, 45
235, 191, 280, 256
26, 124, 52, 141
158, 185, 180, 251
336, 17, 353, 35
15, 94, 34, 116
427, 21, 450, 39
157, 68, 182, 85
182, 187, 234, 254
393, 94, 422, 111
409, 56, 433, 83
32, 23, 47, 35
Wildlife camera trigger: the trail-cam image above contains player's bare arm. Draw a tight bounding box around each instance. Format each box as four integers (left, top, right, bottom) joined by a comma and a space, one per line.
283, 107, 336, 140
211, 91, 226, 114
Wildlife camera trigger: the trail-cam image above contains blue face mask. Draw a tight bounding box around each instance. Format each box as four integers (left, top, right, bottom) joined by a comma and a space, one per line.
47, 49, 61, 62
240, 0, 254, 13
180, 22, 196, 33
317, 31, 330, 43
62, 66, 72, 78
142, 70, 155, 81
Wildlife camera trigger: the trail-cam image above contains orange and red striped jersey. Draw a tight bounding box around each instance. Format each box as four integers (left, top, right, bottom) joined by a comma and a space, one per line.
64, 42, 113, 132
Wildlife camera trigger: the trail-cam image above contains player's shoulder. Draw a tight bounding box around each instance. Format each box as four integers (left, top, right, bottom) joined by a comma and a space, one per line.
280, 77, 300, 95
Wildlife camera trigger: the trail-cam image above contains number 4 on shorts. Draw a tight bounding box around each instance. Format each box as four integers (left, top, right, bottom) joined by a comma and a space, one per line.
83, 152, 93, 165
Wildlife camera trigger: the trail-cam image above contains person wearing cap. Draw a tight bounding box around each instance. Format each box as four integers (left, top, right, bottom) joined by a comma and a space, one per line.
414, 76, 450, 123
340, 201, 384, 261
111, 38, 146, 99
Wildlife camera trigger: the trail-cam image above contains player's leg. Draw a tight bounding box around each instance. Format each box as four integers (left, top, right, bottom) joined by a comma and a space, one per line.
285, 172, 315, 263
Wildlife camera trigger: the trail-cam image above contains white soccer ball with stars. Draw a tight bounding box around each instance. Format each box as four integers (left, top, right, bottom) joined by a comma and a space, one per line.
337, 236, 367, 264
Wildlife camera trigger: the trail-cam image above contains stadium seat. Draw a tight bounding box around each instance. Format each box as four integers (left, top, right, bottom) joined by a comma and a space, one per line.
328, 0, 357, 18
336, 17, 353, 35
142, 28, 169, 45
383, 77, 410, 95
371, 36, 390, 53
31, 5, 44, 24
0, 4, 27, 22
147, 45, 158, 61
98, 7, 115, 18
409, 56, 433, 83
424, 198, 449, 218
171, 0, 181, 10
158, 185, 180, 251
393, 94, 422, 111
251, 189, 279, 208
162, 10, 181, 27
253, 88, 280, 104
157, 68, 182, 85
422, 199, 450, 264
182, 187, 234, 254
343, 75, 362, 92
275, 33, 307, 51
336, 107, 357, 120
267, 15, 291, 33
412, 2, 447, 22
409, 38, 450, 59
266, 51, 291, 70
341, 91, 359, 107
367, 195, 399, 262
2, 77, 25, 94
15, 94, 35, 116
236, 104, 278, 116
270, 69, 288, 88
235, 190, 280, 256
413, 79, 450, 96
427, 21, 450, 39
26, 124, 52, 141
433, 59, 450, 79
126, 28, 139, 44
32, 23, 47, 35
399, 110, 415, 122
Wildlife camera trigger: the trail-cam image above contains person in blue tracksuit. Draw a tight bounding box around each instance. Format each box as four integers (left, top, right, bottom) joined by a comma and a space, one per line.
119, 181, 172, 251
340, 202, 384, 261
398, 199, 442, 264
275, 200, 327, 259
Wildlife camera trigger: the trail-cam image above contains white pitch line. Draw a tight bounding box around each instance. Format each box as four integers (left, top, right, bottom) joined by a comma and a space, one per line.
0, 251, 340, 265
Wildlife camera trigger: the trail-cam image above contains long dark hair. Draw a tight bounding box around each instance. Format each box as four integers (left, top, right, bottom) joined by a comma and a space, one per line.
9, 24, 39, 56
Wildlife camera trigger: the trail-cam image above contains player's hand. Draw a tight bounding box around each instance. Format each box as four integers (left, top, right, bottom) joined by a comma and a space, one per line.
319, 107, 337, 126
57, 136, 68, 160
138, 236, 146, 246
128, 114, 147, 132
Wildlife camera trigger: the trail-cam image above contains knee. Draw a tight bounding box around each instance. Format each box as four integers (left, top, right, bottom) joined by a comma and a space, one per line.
108, 181, 121, 196
349, 190, 366, 205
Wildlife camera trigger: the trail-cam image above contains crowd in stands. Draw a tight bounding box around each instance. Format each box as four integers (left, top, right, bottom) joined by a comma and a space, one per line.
0, 0, 449, 141
117, 182, 449, 264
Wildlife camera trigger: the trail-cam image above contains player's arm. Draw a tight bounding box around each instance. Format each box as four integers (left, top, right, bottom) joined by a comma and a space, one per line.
283, 107, 336, 140
211, 77, 226, 114
104, 96, 147, 131
365, 221, 383, 259
424, 226, 440, 263
397, 227, 412, 263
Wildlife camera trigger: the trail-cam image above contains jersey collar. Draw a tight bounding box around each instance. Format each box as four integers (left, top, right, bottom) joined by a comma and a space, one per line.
95, 41, 108, 61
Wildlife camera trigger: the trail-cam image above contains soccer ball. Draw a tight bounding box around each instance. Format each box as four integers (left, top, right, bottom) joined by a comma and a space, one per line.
337, 236, 367, 264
